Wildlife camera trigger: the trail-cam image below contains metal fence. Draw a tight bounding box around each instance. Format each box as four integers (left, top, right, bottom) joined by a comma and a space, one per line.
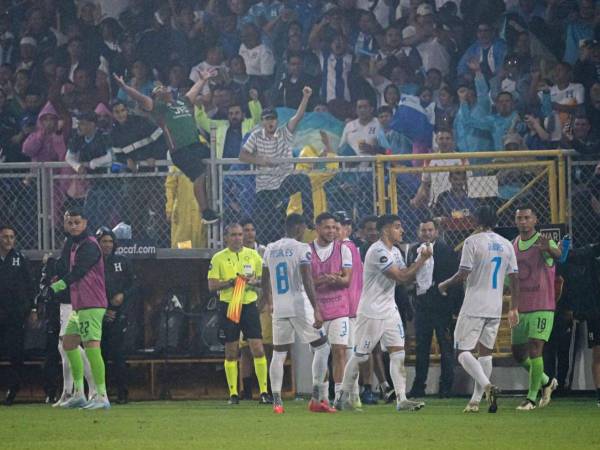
0, 149, 586, 252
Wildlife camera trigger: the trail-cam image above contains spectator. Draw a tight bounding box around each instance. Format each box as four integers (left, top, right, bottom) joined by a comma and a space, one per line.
433, 170, 477, 218
0, 88, 20, 162
24, 7, 57, 59
562, 114, 600, 158
239, 86, 314, 244
119, 0, 153, 37
316, 35, 354, 103
434, 86, 458, 130
457, 20, 507, 81
339, 97, 390, 156
407, 217, 459, 399
574, 39, 600, 91
563, 0, 596, 64
0, 224, 35, 406
489, 54, 535, 113
351, 10, 379, 58
272, 52, 320, 109
0, 14, 16, 66
228, 55, 260, 108
377, 105, 412, 157
540, 61, 585, 131
587, 82, 600, 127
16, 36, 39, 73
217, 14, 242, 60
21, 101, 66, 162
113, 68, 220, 224
414, 7, 451, 76
62, 66, 109, 118
238, 23, 275, 81
457, 61, 524, 150
97, 227, 136, 405
116, 59, 154, 111
65, 111, 113, 232
195, 92, 262, 159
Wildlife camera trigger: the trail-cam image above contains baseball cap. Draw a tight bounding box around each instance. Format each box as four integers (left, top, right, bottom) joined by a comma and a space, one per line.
261, 108, 278, 120
333, 211, 352, 225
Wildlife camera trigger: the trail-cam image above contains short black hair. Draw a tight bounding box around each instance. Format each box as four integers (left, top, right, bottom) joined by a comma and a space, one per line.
0, 224, 16, 234
359, 215, 378, 229
496, 91, 513, 101
315, 212, 336, 225
377, 105, 394, 116
515, 205, 537, 216
474, 205, 497, 228
224, 222, 242, 235
286, 51, 304, 62
110, 99, 127, 110
376, 214, 401, 231
239, 217, 255, 227
65, 207, 86, 219
285, 213, 306, 231
418, 217, 438, 228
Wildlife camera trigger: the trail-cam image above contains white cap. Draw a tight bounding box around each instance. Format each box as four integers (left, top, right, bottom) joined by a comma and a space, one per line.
416, 3, 434, 16
402, 26, 417, 40
20, 36, 37, 47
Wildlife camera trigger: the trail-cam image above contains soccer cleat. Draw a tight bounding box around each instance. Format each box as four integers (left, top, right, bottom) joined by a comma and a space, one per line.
320, 400, 337, 413
485, 385, 499, 413
538, 378, 558, 408
258, 392, 272, 405
52, 392, 71, 408
382, 386, 396, 404
516, 399, 536, 411
360, 387, 378, 405
463, 402, 479, 413
350, 395, 363, 410
273, 404, 285, 414
82, 395, 111, 410
396, 399, 425, 412
201, 209, 220, 225
60, 392, 87, 409
228, 395, 240, 405
4, 388, 17, 406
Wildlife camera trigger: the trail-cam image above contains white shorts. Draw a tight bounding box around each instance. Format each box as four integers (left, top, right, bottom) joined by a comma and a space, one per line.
454, 315, 501, 351
323, 317, 349, 346
272, 315, 325, 346
353, 311, 405, 354
347, 317, 357, 349
59, 303, 73, 337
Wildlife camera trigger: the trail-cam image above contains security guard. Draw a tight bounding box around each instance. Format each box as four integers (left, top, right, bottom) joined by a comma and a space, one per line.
0, 225, 34, 406
207, 223, 270, 405
96, 227, 137, 404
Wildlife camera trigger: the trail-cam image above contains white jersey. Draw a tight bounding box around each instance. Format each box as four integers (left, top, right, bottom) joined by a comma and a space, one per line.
459, 231, 518, 318
357, 240, 406, 319
263, 237, 314, 319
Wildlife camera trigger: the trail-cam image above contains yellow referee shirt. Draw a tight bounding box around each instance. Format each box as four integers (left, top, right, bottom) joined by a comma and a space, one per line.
208, 247, 263, 304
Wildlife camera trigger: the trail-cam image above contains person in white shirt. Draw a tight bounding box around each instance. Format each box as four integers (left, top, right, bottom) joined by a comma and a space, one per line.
262, 214, 335, 414
335, 214, 432, 412
238, 23, 275, 78
339, 98, 391, 156
439, 205, 520, 414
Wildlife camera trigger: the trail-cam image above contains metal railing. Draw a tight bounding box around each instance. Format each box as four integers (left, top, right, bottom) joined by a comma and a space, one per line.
0, 149, 586, 253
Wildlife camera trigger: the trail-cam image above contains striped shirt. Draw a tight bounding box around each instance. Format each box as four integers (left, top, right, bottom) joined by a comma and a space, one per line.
242, 126, 294, 192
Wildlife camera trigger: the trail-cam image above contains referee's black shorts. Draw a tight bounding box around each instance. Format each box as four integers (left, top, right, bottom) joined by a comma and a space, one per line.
219, 301, 263, 344
170, 142, 210, 182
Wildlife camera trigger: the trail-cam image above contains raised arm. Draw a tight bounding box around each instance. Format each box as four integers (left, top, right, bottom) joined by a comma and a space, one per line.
287, 86, 312, 134
185, 67, 217, 106
113, 73, 153, 112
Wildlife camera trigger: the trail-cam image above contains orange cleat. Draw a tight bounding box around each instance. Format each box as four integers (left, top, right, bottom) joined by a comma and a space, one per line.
273, 404, 285, 414
320, 400, 337, 413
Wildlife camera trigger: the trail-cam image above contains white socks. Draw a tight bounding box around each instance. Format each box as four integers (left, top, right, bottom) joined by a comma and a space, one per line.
470, 355, 493, 403
311, 342, 330, 390
458, 352, 491, 395
269, 351, 287, 396
341, 353, 369, 392
58, 341, 73, 394
389, 351, 407, 402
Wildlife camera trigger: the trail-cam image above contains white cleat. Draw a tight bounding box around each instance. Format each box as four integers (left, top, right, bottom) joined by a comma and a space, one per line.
82, 395, 111, 410
396, 399, 425, 411
60, 393, 87, 409
463, 402, 480, 413
538, 378, 558, 408
516, 399, 536, 411
333, 391, 353, 411
52, 392, 70, 408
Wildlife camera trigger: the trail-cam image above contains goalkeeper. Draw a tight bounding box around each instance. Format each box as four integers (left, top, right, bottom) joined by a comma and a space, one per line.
208, 223, 269, 405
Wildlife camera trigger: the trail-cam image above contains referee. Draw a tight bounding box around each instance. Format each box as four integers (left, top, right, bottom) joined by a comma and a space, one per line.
208, 223, 270, 405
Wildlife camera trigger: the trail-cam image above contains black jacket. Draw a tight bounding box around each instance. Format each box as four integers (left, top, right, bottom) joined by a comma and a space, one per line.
0, 249, 34, 319
67, 131, 112, 175
61, 231, 102, 288
560, 243, 600, 320
407, 240, 462, 315
104, 253, 136, 317
111, 115, 167, 164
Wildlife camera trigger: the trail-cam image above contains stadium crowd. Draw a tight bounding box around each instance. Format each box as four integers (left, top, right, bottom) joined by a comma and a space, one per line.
0, 0, 600, 411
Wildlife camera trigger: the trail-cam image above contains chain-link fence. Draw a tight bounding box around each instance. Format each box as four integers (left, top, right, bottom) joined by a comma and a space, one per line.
568, 158, 600, 247
381, 151, 567, 248
0, 163, 42, 249
217, 156, 378, 244
0, 150, 575, 251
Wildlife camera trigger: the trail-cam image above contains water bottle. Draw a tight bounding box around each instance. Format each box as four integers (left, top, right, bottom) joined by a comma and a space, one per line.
559, 234, 571, 264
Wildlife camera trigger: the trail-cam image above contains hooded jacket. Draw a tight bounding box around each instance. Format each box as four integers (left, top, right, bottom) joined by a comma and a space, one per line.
21, 102, 67, 162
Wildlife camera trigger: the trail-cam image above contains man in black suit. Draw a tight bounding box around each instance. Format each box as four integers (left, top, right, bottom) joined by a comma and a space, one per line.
407, 218, 461, 398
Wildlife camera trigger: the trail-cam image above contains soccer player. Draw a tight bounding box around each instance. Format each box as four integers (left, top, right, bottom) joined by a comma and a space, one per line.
335, 214, 431, 412
49, 208, 110, 410
512, 206, 561, 410
262, 214, 334, 414
207, 224, 270, 405
310, 212, 352, 400
439, 206, 520, 413
113, 68, 220, 224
